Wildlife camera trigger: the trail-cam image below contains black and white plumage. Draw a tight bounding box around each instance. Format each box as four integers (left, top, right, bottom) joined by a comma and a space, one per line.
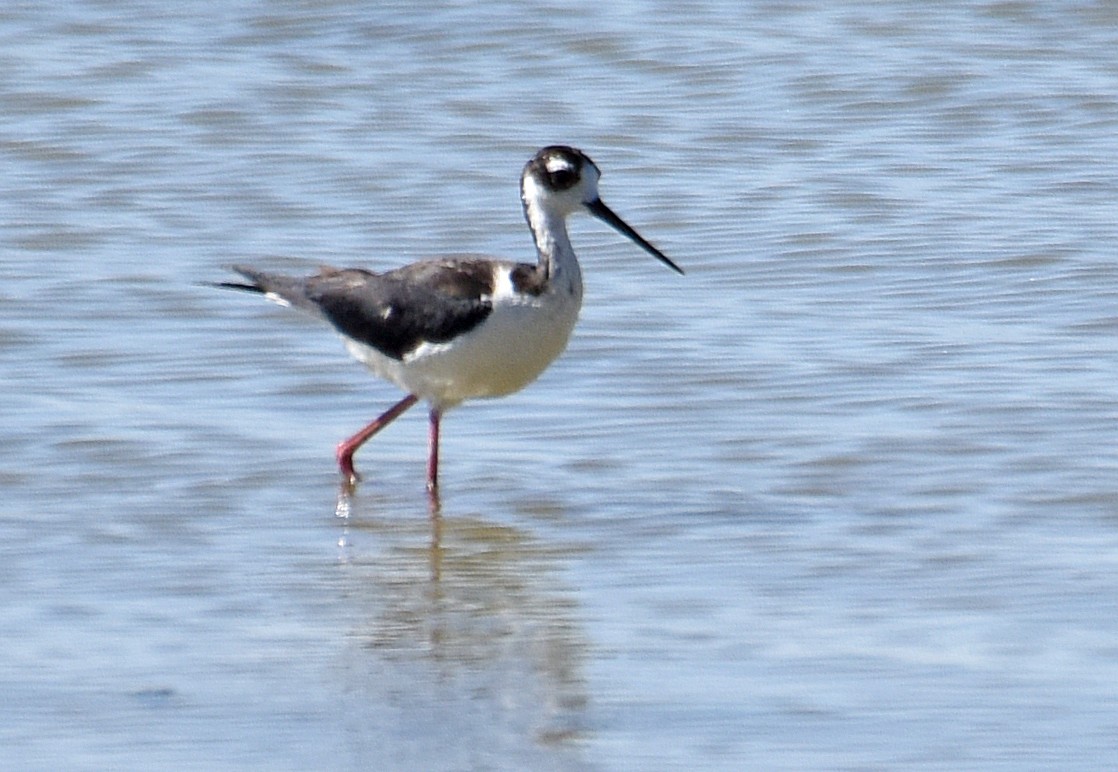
218, 145, 682, 492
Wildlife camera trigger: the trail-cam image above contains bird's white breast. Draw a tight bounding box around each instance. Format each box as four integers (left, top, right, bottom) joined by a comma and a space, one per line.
343, 265, 582, 409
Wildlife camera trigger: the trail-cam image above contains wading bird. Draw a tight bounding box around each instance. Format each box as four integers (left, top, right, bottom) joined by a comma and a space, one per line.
217, 145, 682, 492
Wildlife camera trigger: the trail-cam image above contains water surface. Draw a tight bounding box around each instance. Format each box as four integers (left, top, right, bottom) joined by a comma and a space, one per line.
3, 1, 1118, 769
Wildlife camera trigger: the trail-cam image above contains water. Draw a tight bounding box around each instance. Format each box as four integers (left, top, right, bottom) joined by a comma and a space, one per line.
3, 1, 1118, 768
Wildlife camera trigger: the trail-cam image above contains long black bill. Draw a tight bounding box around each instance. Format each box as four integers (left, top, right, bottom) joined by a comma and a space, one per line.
585, 198, 684, 275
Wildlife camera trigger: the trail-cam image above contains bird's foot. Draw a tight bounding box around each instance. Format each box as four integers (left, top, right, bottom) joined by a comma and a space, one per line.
336, 445, 361, 488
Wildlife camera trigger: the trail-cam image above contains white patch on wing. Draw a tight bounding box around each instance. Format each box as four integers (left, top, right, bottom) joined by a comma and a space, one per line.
404, 339, 452, 363
490, 265, 516, 302
263, 292, 292, 308
489, 263, 543, 307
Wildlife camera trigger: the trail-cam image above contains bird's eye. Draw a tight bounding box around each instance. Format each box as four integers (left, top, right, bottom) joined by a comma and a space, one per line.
548, 168, 577, 189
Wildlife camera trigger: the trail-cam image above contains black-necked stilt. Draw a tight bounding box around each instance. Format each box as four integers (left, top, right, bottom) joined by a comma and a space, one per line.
217, 145, 682, 491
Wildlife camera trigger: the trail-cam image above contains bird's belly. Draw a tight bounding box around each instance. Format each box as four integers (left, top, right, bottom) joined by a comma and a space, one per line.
344, 294, 580, 408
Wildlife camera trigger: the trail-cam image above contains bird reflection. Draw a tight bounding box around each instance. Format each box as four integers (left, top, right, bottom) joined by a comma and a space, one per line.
333, 493, 590, 757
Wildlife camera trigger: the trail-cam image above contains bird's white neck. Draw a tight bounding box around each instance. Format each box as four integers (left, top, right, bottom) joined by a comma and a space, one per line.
523, 198, 584, 300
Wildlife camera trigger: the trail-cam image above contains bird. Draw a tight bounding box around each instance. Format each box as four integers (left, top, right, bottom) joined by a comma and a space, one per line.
217, 145, 682, 492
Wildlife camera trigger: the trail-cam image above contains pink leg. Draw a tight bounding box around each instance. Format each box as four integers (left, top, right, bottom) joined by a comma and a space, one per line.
427, 408, 441, 492
336, 394, 419, 483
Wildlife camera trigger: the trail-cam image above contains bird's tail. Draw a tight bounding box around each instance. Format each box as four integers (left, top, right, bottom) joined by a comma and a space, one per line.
211, 265, 272, 293
210, 265, 309, 310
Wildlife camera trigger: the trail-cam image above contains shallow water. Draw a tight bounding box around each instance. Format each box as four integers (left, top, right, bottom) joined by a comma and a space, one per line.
3, 1, 1118, 769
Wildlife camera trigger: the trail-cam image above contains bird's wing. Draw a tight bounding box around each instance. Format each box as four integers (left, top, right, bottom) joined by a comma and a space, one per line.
224, 263, 496, 361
